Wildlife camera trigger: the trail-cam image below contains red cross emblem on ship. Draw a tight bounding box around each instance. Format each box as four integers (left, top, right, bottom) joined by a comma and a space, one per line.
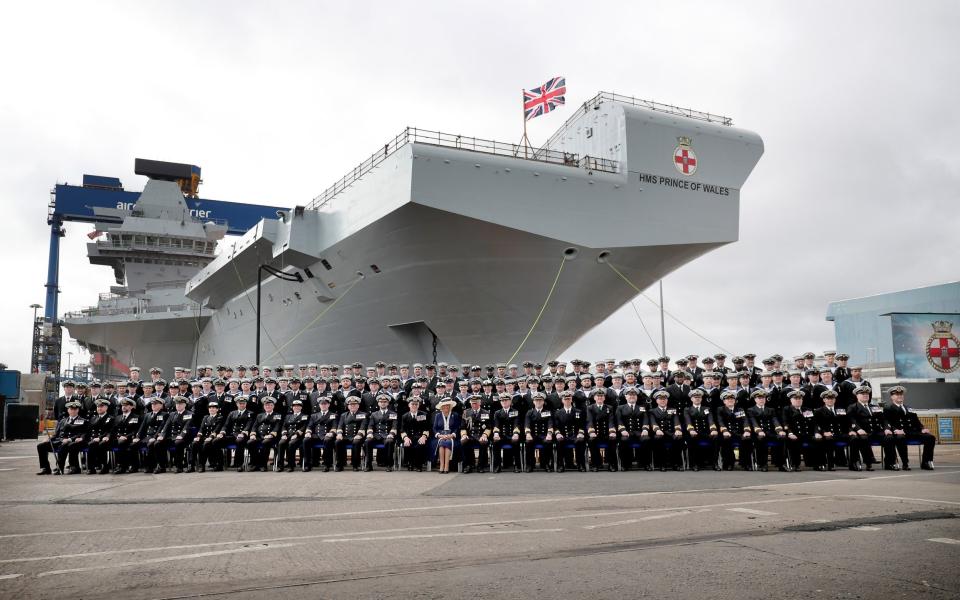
926, 320, 960, 373
674, 137, 697, 176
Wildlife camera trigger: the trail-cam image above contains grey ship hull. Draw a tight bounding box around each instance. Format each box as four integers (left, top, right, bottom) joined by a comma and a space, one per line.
187, 95, 763, 367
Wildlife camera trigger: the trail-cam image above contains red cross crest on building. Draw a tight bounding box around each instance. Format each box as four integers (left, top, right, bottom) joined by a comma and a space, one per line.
674, 136, 697, 176
926, 320, 960, 373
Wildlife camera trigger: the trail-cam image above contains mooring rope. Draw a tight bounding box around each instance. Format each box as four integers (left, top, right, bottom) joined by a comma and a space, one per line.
505, 256, 566, 365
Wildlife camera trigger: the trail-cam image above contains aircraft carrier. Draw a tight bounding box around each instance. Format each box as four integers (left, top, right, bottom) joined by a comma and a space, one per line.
64, 91, 764, 371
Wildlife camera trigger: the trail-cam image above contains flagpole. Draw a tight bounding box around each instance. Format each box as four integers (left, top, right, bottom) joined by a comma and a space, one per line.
520, 89, 530, 158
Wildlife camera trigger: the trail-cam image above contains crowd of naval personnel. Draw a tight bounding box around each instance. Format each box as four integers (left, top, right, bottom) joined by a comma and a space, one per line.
37, 351, 937, 476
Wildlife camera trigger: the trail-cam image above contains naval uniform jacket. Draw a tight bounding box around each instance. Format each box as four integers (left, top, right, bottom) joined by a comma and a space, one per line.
746, 406, 782, 435
813, 405, 851, 436
615, 403, 649, 434
683, 405, 716, 435
400, 410, 430, 440
306, 410, 339, 437
337, 410, 367, 439
197, 413, 225, 439
252, 411, 283, 438
137, 410, 169, 440
781, 406, 819, 438
222, 409, 256, 437
52, 415, 90, 443
716, 406, 749, 436
586, 403, 616, 437
461, 408, 492, 439
492, 408, 522, 439
553, 406, 586, 438
281, 411, 310, 437
164, 410, 194, 439
87, 413, 117, 442
649, 406, 682, 436
884, 403, 925, 433
367, 409, 398, 438
847, 402, 888, 434
524, 407, 554, 439
665, 384, 692, 411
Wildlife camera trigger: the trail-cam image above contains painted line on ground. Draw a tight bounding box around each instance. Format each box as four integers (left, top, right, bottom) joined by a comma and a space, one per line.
0, 573, 22, 580
844, 494, 960, 507
0, 456, 31, 460
0, 498, 824, 564
851, 526, 881, 531
0, 468, 16, 472
323, 528, 562, 543
727, 507, 778, 516
37, 542, 298, 577
5, 467, 958, 541
927, 538, 960, 545
582, 510, 694, 530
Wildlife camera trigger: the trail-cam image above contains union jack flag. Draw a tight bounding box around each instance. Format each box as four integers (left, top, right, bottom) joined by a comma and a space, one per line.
523, 76, 566, 121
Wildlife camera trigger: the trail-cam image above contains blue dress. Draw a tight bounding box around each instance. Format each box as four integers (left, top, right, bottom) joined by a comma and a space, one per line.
431, 412, 461, 456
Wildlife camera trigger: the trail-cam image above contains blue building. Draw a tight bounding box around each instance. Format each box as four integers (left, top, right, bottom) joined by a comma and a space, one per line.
825, 281, 960, 367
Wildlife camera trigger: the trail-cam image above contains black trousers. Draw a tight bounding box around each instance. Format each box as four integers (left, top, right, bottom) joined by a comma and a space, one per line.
401, 437, 427, 469
753, 434, 785, 467
686, 433, 718, 467
192, 437, 221, 468
170, 437, 190, 469
114, 437, 137, 470
849, 432, 893, 466
618, 432, 651, 469
302, 435, 335, 467
652, 434, 683, 468
143, 437, 168, 470
461, 438, 490, 469
364, 436, 395, 468
214, 434, 247, 467
720, 434, 752, 468
555, 436, 585, 469
37, 439, 81, 470
785, 436, 822, 468
246, 436, 277, 468
86, 438, 112, 471
589, 435, 618, 468
821, 435, 850, 467
492, 437, 520, 470
524, 437, 553, 470
893, 432, 935, 465
336, 437, 364, 468
276, 434, 303, 469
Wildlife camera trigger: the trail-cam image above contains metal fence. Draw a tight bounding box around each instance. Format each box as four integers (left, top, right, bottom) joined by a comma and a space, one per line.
63, 303, 194, 319
306, 127, 619, 211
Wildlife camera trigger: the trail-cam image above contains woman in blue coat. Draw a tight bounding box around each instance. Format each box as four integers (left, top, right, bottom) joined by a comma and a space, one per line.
432, 398, 460, 473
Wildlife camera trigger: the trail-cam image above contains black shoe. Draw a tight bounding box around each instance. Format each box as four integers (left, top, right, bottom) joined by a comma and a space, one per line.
793, 466, 802, 472
185, 466, 195, 473
113, 467, 127, 475
692, 465, 700, 472
463, 466, 474, 474
921, 462, 934, 470
673, 466, 682, 471
334, 466, 344, 472
87, 469, 97, 475
556, 466, 565, 473
493, 466, 502, 473
589, 466, 598, 472
154, 467, 166, 474
99, 467, 110, 475
714, 466, 722, 471
659, 467, 667, 472
827, 466, 836, 471
322, 466, 330, 472
353, 466, 361, 472
36, 468, 52, 475
883, 464, 899, 471
68, 467, 81, 475
865, 465, 874, 471
198, 466, 206, 473
645, 465, 654, 471
578, 466, 586, 472
416, 467, 423, 472
478, 468, 488, 474
386, 466, 393, 472
902, 464, 911, 471
760, 466, 769, 472
363, 466, 372, 472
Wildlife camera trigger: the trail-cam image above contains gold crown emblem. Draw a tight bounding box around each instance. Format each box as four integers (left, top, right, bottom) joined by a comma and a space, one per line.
677, 136, 693, 147
932, 320, 954, 334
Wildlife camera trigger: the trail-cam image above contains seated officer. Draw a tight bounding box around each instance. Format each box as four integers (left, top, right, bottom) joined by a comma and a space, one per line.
747, 389, 786, 472
884, 385, 936, 470
492, 393, 522, 473
399, 397, 429, 471
277, 399, 310, 472
217, 396, 256, 470
523, 392, 554, 472
649, 390, 683, 471
111, 398, 141, 474
683, 388, 718, 471
364, 394, 397, 472
847, 385, 893, 471
165, 396, 194, 473
813, 389, 849, 470
781, 389, 822, 471
135, 398, 170, 474
616, 387, 652, 471
303, 396, 338, 472
247, 397, 282, 471
85, 398, 116, 475
335, 397, 367, 471
586, 387, 617, 472
460, 395, 492, 474
717, 390, 752, 470
37, 400, 88, 475
193, 402, 225, 472
554, 390, 587, 472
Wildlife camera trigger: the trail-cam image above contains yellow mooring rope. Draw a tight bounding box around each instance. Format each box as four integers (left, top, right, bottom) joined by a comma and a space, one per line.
505, 256, 566, 365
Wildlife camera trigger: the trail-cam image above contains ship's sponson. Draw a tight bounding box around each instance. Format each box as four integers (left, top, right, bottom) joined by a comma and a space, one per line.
187, 95, 762, 365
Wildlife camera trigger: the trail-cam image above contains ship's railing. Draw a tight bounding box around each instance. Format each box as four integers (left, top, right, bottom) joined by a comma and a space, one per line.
542, 91, 733, 152
63, 303, 195, 319
306, 126, 619, 211
96, 238, 216, 256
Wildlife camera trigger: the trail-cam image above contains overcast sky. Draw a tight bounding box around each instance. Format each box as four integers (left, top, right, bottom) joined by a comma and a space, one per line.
1, 1, 957, 374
